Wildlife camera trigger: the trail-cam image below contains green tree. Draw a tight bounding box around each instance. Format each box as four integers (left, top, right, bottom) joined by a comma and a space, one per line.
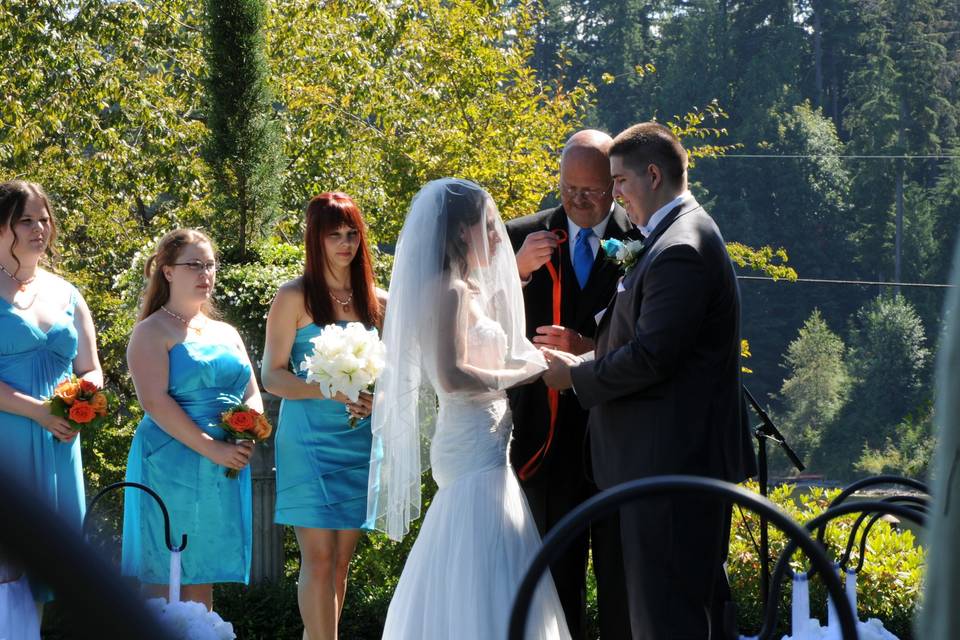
844, 0, 958, 283
818, 295, 930, 478
776, 309, 852, 473
528, 0, 663, 131
203, 0, 284, 260
856, 401, 935, 479
705, 103, 850, 399
268, 0, 591, 244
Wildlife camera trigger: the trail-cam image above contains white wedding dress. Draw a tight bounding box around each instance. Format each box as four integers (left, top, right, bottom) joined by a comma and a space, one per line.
0, 563, 40, 640
380, 315, 570, 640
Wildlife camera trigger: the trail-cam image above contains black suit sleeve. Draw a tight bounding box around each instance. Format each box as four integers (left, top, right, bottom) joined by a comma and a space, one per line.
573, 243, 711, 408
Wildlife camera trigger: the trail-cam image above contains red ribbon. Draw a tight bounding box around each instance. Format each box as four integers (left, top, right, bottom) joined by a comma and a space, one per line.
518, 229, 567, 482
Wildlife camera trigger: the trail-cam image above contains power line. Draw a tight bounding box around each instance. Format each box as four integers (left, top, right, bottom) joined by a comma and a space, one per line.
719, 154, 959, 160
738, 275, 956, 289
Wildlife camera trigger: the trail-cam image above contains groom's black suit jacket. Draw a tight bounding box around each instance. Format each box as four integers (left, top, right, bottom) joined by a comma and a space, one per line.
571, 196, 757, 488
570, 195, 756, 637
506, 203, 637, 488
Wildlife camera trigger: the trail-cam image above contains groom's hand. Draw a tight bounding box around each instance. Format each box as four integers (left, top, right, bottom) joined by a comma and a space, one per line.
534, 325, 594, 355
541, 348, 578, 391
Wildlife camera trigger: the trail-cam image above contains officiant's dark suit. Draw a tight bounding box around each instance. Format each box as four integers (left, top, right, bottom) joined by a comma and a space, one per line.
506, 131, 634, 639
563, 123, 757, 639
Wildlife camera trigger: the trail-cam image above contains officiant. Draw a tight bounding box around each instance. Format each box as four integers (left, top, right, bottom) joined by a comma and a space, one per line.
506, 130, 635, 639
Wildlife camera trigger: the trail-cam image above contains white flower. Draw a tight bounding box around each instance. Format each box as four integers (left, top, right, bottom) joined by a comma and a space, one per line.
146, 598, 236, 640
301, 322, 386, 402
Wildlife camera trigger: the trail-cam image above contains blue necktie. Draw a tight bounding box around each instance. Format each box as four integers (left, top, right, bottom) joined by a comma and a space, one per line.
574, 228, 594, 289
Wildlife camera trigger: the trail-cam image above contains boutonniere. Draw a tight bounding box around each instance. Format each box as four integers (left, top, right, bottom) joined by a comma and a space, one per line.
601, 238, 646, 273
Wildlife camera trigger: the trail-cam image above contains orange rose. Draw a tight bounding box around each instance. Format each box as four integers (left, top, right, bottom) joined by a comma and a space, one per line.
54, 380, 80, 405
68, 401, 96, 424
252, 415, 272, 440
89, 392, 109, 416
227, 411, 254, 432
79, 379, 99, 396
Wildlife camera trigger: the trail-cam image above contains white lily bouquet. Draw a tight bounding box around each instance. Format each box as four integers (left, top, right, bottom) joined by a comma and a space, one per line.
301, 322, 386, 427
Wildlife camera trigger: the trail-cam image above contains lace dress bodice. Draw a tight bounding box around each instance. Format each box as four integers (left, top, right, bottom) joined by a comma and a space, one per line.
431, 315, 513, 488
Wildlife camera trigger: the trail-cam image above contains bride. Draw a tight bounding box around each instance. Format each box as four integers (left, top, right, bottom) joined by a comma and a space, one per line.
366, 178, 570, 640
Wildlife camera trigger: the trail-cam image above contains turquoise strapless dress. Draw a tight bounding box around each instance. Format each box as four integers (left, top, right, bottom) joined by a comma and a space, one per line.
121, 340, 252, 585
274, 322, 373, 529
0, 288, 83, 602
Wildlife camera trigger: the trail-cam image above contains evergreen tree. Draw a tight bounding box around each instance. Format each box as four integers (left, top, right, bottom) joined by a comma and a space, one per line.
818, 294, 930, 478
203, 0, 285, 260
710, 103, 855, 401
776, 309, 852, 474
844, 0, 958, 282
529, 0, 663, 131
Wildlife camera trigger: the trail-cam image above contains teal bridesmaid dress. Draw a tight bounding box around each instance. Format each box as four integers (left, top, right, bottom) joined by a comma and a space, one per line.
0, 286, 84, 601
274, 322, 373, 529
121, 340, 252, 585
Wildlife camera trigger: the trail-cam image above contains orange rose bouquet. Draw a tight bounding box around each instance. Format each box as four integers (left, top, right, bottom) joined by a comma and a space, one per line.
47, 375, 116, 440
219, 404, 273, 478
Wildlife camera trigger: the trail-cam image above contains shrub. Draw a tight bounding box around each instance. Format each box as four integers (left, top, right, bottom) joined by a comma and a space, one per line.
729, 481, 924, 639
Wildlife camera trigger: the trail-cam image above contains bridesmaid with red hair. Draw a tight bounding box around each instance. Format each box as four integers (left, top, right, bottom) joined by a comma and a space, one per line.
262, 193, 385, 640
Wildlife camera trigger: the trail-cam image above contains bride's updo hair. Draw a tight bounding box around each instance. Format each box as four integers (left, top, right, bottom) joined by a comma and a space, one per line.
442, 181, 488, 276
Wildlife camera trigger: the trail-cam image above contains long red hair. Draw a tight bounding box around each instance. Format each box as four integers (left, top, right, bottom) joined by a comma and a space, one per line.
303, 193, 381, 327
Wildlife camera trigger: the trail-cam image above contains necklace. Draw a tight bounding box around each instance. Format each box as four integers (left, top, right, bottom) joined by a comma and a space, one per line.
0, 263, 36, 292
330, 290, 353, 308
161, 305, 205, 335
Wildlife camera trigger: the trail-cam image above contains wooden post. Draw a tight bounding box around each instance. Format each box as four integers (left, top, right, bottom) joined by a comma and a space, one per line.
249, 391, 284, 584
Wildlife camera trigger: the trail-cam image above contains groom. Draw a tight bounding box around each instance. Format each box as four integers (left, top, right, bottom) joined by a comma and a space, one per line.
543, 122, 757, 639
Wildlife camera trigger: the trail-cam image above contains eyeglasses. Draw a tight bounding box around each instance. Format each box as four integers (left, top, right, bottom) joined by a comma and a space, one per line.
172, 260, 218, 273
559, 182, 613, 201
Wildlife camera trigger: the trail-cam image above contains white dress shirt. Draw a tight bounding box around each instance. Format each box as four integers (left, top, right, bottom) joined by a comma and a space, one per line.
567, 202, 615, 266
638, 191, 691, 238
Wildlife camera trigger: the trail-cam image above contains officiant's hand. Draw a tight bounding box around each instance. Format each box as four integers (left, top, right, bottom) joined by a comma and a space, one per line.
533, 325, 594, 356
541, 348, 578, 391
515, 231, 558, 280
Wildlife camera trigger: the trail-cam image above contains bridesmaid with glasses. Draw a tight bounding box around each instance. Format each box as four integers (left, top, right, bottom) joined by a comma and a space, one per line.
121, 229, 261, 610
0, 180, 103, 627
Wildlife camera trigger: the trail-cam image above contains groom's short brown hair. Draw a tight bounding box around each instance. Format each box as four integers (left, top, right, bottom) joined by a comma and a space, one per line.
610, 122, 687, 188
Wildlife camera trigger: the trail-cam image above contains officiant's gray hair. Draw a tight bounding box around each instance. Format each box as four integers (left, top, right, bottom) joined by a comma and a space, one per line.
610, 122, 688, 187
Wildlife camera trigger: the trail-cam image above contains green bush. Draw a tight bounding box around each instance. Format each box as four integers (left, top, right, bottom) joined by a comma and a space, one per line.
729, 482, 924, 639
214, 239, 304, 365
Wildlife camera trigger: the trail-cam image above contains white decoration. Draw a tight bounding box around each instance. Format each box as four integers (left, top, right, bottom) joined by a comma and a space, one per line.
145, 598, 235, 640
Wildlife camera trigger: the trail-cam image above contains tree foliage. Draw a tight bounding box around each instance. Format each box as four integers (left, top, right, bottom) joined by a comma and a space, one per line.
776, 309, 851, 473
818, 295, 931, 477
203, 0, 285, 259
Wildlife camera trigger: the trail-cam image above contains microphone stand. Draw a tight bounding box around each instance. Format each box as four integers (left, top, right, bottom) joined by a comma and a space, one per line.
743, 385, 805, 608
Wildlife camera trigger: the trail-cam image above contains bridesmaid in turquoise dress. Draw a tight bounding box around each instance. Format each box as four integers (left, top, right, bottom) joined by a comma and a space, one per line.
122, 229, 262, 610
0, 181, 104, 613
263, 192, 385, 640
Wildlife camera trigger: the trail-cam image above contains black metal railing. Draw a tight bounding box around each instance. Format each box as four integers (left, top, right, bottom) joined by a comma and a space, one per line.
507, 475, 858, 640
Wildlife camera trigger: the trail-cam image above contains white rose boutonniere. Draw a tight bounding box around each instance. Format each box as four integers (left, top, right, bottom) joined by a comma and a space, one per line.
601, 238, 646, 274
